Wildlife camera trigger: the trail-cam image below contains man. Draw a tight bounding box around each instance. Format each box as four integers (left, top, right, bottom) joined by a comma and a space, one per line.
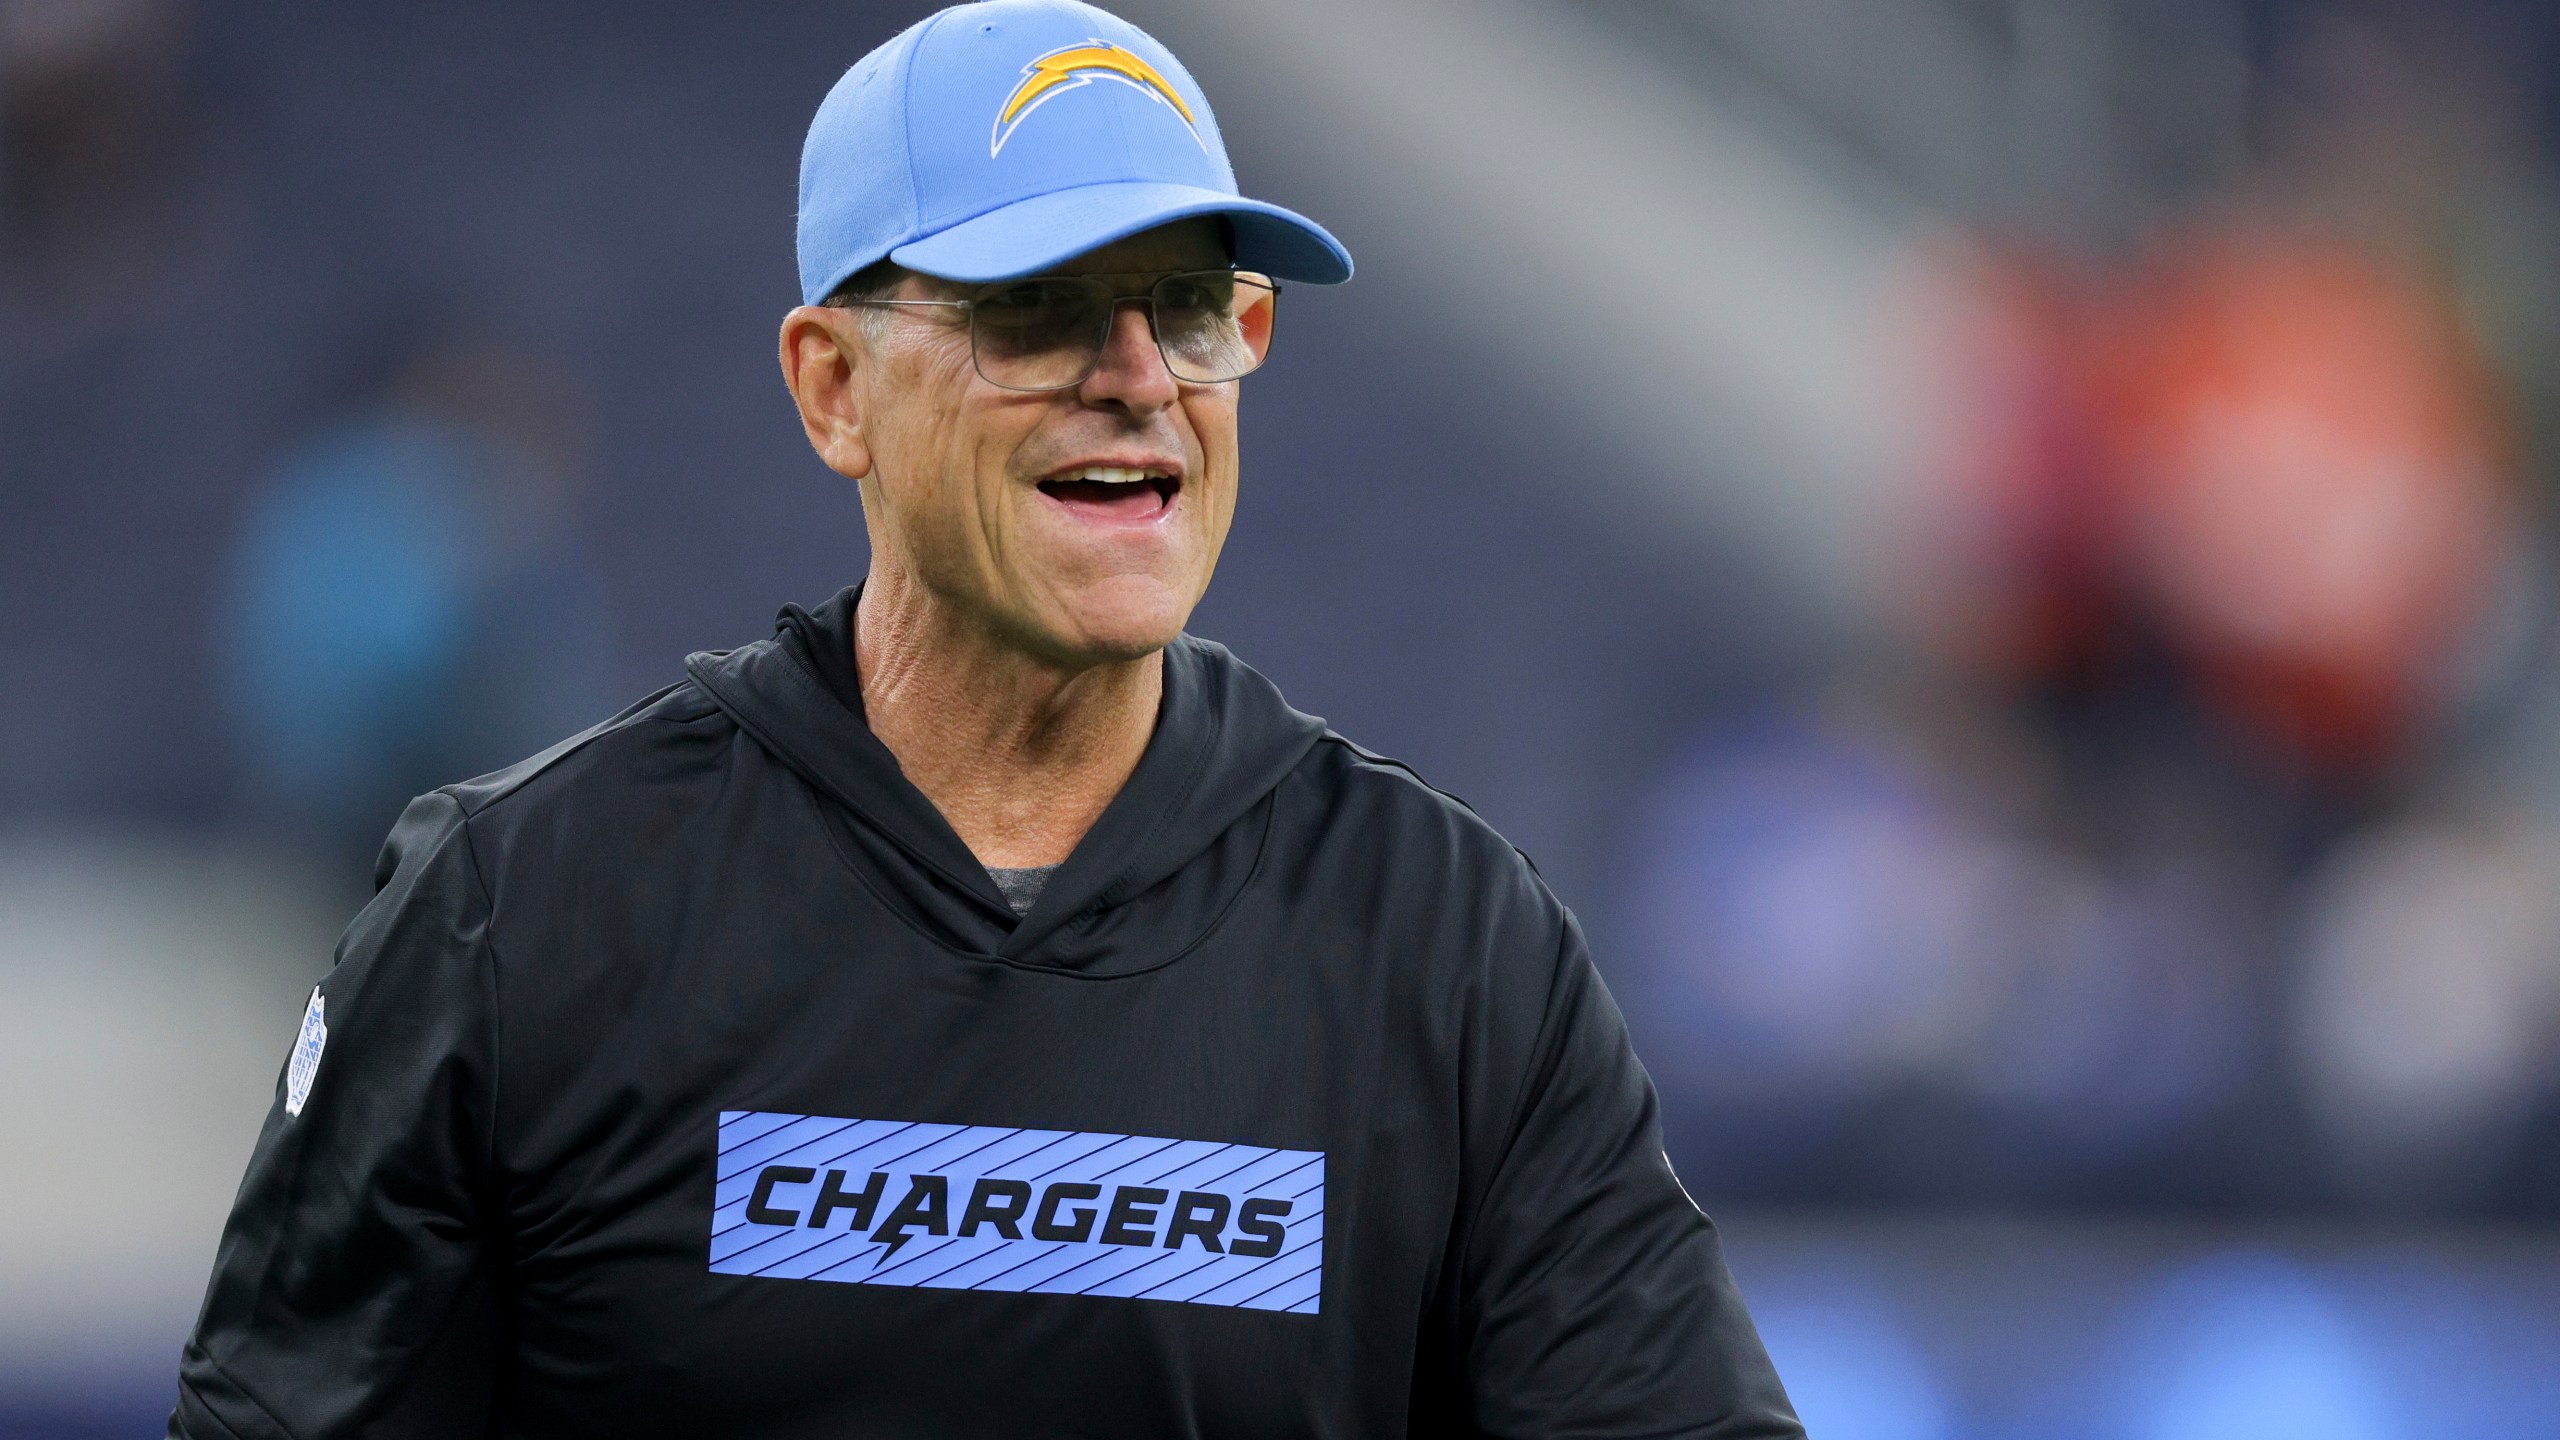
171, 2, 1803, 1436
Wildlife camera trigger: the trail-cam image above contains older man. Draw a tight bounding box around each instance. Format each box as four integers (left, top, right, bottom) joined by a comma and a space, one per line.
171, 3, 1801, 1436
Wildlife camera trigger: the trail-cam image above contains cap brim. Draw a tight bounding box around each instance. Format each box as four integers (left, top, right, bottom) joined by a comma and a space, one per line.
890, 181, 1352, 285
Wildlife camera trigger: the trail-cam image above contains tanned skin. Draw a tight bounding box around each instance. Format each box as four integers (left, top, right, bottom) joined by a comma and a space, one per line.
779, 219, 1237, 866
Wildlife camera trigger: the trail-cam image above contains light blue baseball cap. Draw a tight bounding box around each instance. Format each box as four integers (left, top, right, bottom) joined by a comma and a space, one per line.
795, 0, 1352, 306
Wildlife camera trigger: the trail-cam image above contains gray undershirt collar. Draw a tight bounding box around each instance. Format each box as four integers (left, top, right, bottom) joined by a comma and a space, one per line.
985, 864, 1059, 916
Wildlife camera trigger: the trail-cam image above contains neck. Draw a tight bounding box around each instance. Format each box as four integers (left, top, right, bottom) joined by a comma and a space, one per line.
853, 571, 1163, 869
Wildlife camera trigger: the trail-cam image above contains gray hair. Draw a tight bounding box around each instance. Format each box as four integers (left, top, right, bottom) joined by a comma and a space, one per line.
822, 259, 913, 344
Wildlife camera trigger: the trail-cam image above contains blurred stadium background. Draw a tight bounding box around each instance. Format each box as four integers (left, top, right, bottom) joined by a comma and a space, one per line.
7, 0, 2560, 1433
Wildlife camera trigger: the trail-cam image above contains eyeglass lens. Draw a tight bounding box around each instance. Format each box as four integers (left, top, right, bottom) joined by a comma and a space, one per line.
968, 271, 1277, 390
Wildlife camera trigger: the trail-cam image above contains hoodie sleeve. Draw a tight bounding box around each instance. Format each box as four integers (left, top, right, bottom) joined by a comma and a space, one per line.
170, 792, 504, 1440
1459, 912, 1804, 1439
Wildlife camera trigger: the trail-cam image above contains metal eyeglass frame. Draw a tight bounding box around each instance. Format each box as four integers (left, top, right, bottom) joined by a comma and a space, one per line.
831, 268, 1281, 392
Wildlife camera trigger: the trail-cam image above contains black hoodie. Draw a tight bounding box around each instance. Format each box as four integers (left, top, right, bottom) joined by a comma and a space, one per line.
171, 589, 1802, 1440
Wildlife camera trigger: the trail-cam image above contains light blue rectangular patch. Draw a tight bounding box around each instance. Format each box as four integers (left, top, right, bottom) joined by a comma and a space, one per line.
708, 1112, 1325, 1314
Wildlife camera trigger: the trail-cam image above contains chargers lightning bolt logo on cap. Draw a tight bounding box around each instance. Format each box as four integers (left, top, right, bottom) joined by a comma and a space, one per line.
991, 40, 1204, 158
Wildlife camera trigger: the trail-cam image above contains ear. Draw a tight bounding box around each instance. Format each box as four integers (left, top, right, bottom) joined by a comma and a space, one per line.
779, 305, 876, 480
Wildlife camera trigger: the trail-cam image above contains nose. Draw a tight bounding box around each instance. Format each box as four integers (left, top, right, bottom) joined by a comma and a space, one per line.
1075, 300, 1179, 418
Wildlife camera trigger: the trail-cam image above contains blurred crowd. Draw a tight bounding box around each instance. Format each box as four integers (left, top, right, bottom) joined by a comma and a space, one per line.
1612, 3, 2560, 1222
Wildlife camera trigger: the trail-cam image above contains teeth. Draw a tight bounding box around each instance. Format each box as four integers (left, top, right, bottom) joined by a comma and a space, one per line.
1065, 466, 1164, 485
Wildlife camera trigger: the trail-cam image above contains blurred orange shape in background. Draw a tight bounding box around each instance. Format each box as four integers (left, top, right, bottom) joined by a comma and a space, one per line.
2105, 231, 2516, 774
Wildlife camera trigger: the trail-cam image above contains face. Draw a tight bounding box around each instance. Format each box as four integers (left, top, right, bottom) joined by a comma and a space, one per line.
783, 219, 1241, 668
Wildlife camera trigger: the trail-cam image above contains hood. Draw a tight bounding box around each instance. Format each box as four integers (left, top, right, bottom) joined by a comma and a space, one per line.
684, 587, 1326, 973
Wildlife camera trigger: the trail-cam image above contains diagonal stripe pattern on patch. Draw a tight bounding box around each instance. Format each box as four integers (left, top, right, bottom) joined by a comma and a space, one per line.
708, 1112, 1325, 1315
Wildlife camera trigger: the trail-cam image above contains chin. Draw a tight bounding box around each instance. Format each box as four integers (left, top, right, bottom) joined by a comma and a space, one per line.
1051, 611, 1189, 665
1038, 576, 1200, 664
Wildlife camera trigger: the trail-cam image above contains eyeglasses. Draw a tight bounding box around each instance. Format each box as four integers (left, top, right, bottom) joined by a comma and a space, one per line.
837, 269, 1280, 391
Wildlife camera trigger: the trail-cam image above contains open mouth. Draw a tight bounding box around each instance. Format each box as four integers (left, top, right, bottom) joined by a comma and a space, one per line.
1037, 466, 1181, 521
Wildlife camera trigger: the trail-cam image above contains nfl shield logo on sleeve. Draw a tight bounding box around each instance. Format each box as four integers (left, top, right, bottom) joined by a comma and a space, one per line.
286, 987, 328, 1117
